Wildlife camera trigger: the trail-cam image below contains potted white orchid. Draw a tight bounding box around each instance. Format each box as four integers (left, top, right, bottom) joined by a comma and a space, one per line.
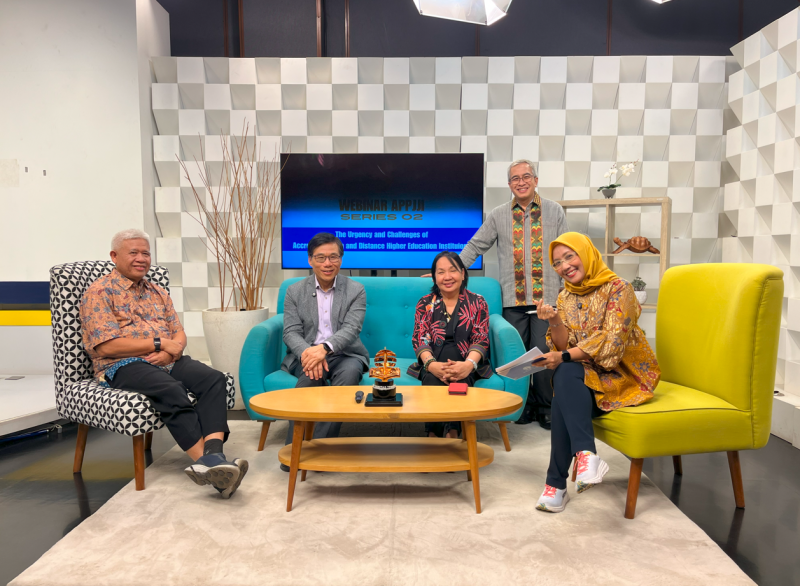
598, 161, 638, 198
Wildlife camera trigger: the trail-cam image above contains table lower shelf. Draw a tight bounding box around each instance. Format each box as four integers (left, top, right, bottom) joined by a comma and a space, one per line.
278, 437, 494, 473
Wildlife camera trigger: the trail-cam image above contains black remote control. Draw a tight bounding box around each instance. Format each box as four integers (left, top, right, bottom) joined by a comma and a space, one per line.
355, 390, 364, 403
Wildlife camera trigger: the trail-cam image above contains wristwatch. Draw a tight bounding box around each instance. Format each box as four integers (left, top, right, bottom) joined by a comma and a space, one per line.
323, 343, 334, 355
154, 337, 161, 352
561, 349, 571, 363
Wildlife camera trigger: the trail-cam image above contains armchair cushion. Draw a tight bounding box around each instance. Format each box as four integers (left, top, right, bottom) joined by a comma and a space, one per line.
593, 381, 751, 459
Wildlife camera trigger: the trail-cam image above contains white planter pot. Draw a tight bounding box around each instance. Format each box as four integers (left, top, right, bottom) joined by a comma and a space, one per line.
202, 307, 269, 410
634, 291, 648, 305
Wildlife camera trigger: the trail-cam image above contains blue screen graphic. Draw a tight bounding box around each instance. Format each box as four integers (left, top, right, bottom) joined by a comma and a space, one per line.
281, 154, 485, 270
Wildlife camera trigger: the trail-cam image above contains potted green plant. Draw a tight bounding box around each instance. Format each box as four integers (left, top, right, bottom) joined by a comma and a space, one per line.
179, 123, 282, 409
598, 160, 638, 198
632, 276, 647, 305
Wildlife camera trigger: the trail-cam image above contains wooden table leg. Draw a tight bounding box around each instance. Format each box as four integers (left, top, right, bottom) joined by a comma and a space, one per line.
301, 422, 315, 482
286, 421, 305, 512
463, 420, 481, 514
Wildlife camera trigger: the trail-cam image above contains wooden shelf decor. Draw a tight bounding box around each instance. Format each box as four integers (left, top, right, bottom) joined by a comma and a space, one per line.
558, 197, 672, 310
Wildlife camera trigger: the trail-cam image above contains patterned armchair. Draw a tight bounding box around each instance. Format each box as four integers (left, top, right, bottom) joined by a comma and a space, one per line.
50, 260, 235, 490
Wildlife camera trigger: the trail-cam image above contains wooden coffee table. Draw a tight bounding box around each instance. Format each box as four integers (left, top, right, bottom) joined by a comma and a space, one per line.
249, 385, 522, 514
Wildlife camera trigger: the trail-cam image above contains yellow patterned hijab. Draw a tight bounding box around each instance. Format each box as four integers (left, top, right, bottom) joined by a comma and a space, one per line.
549, 232, 618, 295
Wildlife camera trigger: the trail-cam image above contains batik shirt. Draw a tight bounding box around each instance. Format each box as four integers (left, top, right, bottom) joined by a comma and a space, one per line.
512, 191, 543, 306
546, 278, 661, 411
80, 269, 183, 380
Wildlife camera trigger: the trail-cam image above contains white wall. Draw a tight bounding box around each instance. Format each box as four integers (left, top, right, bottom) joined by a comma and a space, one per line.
0, 0, 145, 282
0, 0, 169, 376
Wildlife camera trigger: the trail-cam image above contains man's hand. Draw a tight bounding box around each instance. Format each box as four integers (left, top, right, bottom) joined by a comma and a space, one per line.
304, 358, 329, 381
442, 359, 473, 382
301, 345, 328, 371
161, 338, 184, 358
144, 351, 175, 367
533, 351, 564, 370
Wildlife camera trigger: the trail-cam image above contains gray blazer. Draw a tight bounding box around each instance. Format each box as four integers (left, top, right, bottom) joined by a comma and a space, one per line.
281, 275, 370, 373
460, 196, 569, 307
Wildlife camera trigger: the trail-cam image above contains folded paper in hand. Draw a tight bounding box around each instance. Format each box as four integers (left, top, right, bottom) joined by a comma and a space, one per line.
496, 347, 546, 380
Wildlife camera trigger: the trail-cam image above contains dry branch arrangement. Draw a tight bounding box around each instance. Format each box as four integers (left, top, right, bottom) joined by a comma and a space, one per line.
179, 123, 282, 311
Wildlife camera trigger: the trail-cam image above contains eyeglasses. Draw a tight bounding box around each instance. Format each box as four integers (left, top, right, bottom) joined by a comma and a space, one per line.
312, 254, 342, 263
509, 173, 534, 185
552, 252, 577, 270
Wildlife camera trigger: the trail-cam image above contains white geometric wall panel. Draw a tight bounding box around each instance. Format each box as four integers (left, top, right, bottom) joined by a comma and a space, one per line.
151, 55, 734, 359
724, 7, 800, 427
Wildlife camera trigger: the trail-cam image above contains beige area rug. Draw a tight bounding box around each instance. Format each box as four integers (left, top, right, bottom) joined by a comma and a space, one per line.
10, 420, 753, 586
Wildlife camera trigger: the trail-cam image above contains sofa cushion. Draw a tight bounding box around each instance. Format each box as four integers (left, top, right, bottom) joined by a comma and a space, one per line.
593, 381, 753, 459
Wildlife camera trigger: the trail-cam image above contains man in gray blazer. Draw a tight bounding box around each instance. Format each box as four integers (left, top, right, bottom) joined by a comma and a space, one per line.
281, 232, 369, 461
460, 160, 569, 430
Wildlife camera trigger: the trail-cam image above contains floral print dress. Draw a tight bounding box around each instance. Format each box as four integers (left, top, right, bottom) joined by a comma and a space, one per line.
408, 288, 492, 380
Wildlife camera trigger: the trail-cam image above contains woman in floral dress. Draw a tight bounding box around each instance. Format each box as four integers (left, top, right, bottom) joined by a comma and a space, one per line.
408, 251, 493, 438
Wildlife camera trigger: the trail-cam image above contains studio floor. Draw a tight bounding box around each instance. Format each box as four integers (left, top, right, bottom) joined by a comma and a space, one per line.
1, 413, 798, 586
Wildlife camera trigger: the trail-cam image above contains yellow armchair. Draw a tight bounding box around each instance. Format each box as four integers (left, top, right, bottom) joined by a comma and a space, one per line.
591, 263, 783, 519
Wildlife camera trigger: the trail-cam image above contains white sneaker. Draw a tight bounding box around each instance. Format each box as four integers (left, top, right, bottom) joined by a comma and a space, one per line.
574, 450, 609, 493
536, 484, 570, 513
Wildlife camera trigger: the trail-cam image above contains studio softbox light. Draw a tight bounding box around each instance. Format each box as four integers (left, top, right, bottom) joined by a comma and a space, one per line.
412, 0, 512, 26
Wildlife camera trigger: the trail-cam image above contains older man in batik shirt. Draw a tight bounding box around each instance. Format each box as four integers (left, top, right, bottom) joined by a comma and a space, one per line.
80, 228, 247, 498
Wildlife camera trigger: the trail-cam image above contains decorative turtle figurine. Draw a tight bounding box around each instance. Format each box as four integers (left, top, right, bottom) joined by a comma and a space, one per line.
612, 236, 660, 254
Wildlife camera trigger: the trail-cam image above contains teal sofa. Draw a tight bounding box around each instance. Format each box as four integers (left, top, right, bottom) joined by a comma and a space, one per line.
239, 276, 528, 450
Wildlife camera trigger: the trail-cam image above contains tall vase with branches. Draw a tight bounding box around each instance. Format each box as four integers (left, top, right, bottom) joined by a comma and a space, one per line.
179, 123, 282, 311
177, 123, 282, 408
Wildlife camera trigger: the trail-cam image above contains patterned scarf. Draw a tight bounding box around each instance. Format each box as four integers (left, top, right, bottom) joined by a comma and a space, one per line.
512, 195, 544, 306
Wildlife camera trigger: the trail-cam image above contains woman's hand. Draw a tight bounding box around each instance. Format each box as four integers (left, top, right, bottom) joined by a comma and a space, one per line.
533, 351, 564, 370
442, 359, 473, 382
427, 361, 448, 383
533, 299, 559, 322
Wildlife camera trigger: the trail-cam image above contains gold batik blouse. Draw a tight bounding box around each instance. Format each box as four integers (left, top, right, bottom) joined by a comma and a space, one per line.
546, 278, 660, 411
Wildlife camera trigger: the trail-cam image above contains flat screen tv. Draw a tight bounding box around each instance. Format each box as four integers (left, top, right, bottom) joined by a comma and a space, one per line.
280, 153, 484, 270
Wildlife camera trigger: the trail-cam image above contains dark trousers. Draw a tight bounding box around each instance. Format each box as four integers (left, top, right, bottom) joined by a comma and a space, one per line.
420, 369, 477, 437
284, 353, 365, 445
109, 356, 230, 451
502, 305, 553, 415
546, 362, 604, 489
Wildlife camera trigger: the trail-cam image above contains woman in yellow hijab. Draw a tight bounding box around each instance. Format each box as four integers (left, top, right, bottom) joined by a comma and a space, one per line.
531, 232, 660, 513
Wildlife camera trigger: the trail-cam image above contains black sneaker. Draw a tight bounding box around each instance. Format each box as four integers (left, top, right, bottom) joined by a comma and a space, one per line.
184, 453, 245, 499
537, 411, 552, 430
513, 405, 535, 425
280, 463, 290, 472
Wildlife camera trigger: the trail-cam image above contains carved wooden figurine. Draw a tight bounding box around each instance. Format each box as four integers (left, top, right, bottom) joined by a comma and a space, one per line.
369, 348, 401, 382
612, 236, 660, 255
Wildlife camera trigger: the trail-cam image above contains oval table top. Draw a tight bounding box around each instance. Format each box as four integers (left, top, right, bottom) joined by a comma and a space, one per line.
249, 386, 522, 422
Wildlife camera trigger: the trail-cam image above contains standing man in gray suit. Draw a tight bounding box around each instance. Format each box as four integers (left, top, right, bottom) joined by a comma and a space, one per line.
280, 232, 369, 467
460, 160, 569, 430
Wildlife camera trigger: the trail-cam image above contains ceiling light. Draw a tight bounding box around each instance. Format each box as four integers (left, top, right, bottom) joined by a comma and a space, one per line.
412, 0, 512, 26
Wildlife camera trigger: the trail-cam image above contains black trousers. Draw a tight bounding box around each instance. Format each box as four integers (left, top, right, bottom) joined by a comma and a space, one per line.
502, 305, 553, 415
109, 356, 230, 451
420, 369, 477, 437
283, 353, 365, 445
546, 362, 604, 489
